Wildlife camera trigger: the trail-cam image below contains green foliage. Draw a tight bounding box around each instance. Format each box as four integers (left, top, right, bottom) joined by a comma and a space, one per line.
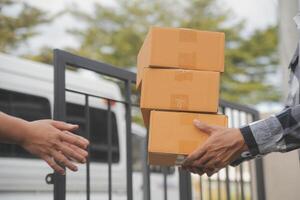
67, 0, 177, 67
4, 0, 279, 105
24, 46, 54, 64
0, 0, 49, 53
223, 26, 280, 104
66, 0, 279, 105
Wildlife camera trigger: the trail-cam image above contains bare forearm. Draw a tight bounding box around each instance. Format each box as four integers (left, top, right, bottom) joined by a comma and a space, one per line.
0, 112, 29, 144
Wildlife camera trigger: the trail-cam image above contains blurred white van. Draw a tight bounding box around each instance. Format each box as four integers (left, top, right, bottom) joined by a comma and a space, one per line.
0, 53, 180, 200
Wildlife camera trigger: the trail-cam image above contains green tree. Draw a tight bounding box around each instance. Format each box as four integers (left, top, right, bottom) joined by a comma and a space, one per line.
0, 0, 49, 53
24, 46, 54, 65
66, 0, 279, 105
223, 26, 279, 104
67, 0, 177, 67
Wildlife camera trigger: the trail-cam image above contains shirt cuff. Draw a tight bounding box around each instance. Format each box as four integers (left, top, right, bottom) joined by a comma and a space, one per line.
240, 125, 260, 156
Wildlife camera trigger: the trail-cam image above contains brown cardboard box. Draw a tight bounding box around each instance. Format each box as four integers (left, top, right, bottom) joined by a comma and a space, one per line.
140, 68, 220, 126
148, 111, 228, 166
141, 108, 150, 128
136, 27, 225, 89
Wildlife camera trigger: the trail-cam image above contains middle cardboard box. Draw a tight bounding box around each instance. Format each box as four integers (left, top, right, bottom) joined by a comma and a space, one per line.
140, 67, 220, 127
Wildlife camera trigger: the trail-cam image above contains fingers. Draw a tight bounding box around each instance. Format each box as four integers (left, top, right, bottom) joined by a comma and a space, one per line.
51, 150, 78, 172
192, 153, 212, 168
58, 142, 87, 163
50, 120, 79, 131
193, 119, 219, 134
196, 167, 205, 176
63, 142, 88, 158
65, 131, 89, 146
43, 155, 65, 175
183, 147, 206, 165
203, 158, 217, 170
206, 168, 218, 177
60, 131, 89, 149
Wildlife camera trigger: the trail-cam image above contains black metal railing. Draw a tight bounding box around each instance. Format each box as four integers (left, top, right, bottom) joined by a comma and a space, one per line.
50, 49, 265, 200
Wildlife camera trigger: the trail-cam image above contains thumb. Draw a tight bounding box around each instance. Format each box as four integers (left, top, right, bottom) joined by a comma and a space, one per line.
193, 119, 217, 134
51, 120, 79, 131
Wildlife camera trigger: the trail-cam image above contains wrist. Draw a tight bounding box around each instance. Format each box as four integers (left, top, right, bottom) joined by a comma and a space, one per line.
0, 112, 31, 145
234, 128, 248, 152
18, 120, 32, 145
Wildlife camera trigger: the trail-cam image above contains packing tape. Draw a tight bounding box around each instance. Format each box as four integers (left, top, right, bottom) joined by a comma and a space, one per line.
178, 52, 197, 67
177, 29, 198, 68
174, 70, 194, 81
170, 95, 189, 110
179, 29, 197, 43
175, 155, 187, 165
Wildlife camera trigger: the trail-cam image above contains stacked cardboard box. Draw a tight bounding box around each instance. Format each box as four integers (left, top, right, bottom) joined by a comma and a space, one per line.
137, 27, 228, 166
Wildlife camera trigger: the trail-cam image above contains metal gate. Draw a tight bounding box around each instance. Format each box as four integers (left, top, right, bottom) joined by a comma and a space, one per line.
48, 49, 265, 200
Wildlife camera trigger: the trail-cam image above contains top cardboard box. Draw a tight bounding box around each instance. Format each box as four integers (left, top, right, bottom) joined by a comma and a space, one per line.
137, 27, 225, 89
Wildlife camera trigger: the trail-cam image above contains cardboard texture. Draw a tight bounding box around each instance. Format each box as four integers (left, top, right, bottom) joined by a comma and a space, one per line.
140, 68, 220, 126
148, 111, 228, 166
136, 26, 225, 89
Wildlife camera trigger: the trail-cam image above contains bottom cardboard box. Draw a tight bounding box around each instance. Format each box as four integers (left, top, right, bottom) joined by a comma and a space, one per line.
148, 110, 228, 166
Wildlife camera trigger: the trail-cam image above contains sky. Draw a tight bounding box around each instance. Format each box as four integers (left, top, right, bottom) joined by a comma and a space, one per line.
18, 0, 279, 55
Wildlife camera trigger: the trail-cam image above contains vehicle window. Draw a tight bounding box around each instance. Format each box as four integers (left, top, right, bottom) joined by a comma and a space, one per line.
66, 103, 120, 163
0, 88, 51, 158
0, 89, 120, 163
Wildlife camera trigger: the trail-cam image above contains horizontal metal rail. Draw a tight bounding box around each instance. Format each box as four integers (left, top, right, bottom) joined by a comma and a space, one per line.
54, 49, 136, 82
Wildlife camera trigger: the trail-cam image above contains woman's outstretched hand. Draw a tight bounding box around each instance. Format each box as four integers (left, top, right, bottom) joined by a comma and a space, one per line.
21, 120, 89, 175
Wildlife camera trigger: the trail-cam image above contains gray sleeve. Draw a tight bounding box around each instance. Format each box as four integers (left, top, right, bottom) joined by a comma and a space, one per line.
231, 105, 300, 166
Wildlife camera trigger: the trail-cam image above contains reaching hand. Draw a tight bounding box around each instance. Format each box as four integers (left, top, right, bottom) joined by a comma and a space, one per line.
21, 120, 89, 175
182, 119, 247, 176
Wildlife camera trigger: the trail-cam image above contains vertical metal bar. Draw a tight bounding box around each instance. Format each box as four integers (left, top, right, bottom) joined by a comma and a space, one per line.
221, 106, 230, 200
230, 110, 239, 200
235, 168, 239, 200
199, 176, 203, 200
141, 136, 151, 200
125, 80, 133, 200
246, 114, 253, 200
254, 159, 265, 200
107, 100, 112, 200
208, 177, 212, 200
53, 49, 66, 200
84, 95, 90, 200
163, 167, 168, 200
240, 164, 245, 200
217, 172, 221, 200
252, 112, 266, 200
225, 167, 230, 200
179, 169, 192, 200
248, 161, 253, 200
237, 112, 244, 200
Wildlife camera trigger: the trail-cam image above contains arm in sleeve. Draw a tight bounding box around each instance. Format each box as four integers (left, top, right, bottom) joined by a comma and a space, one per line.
231, 105, 300, 166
